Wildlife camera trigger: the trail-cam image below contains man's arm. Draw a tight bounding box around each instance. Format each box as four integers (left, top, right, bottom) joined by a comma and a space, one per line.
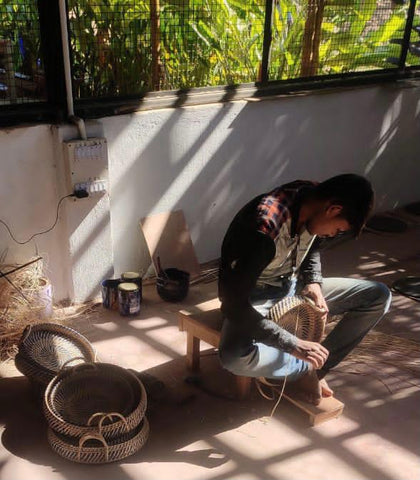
219, 229, 299, 353
299, 237, 323, 285
299, 238, 329, 313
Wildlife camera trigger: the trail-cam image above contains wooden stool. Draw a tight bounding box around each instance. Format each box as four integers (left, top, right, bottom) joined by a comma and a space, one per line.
178, 298, 251, 399
178, 298, 344, 425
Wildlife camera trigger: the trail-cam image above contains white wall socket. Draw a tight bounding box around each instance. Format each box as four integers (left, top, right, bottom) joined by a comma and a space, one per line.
74, 179, 108, 195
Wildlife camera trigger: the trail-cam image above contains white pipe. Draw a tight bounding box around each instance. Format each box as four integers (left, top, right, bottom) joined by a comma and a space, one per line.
58, 0, 87, 140
70, 116, 87, 140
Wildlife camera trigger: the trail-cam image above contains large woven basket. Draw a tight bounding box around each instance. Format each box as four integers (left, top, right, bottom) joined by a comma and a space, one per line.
15, 323, 96, 385
267, 295, 326, 342
44, 363, 147, 439
48, 417, 150, 464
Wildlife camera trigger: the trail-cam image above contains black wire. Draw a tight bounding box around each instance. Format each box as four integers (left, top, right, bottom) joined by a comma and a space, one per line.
0, 194, 74, 245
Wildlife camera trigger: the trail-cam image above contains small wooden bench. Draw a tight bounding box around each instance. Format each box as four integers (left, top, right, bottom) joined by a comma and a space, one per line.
178, 298, 344, 426
178, 298, 251, 399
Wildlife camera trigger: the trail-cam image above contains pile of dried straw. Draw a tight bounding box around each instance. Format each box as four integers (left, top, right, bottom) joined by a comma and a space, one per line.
0, 257, 97, 360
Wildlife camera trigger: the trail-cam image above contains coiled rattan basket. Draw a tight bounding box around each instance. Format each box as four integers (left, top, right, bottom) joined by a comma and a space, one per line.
48, 416, 150, 464
267, 295, 326, 342
44, 363, 147, 440
15, 323, 96, 385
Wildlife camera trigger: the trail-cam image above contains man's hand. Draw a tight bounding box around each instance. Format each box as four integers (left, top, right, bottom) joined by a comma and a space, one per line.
291, 338, 329, 369
301, 283, 329, 318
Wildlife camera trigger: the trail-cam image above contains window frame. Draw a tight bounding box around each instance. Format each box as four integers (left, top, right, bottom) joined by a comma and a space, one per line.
0, 0, 419, 127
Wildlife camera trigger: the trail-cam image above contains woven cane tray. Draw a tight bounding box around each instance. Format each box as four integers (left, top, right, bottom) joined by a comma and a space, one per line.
48, 417, 150, 464
44, 363, 147, 439
15, 323, 96, 385
267, 295, 326, 342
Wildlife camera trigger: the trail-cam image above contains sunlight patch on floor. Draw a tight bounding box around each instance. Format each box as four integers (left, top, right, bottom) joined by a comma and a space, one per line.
92, 322, 120, 332
214, 418, 311, 460
266, 448, 370, 480
342, 433, 420, 480
146, 326, 185, 356
314, 415, 360, 438
129, 317, 169, 329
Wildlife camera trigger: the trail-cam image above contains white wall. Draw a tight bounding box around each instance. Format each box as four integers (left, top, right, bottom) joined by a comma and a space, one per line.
1, 84, 420, 302
0, 125, 71, 300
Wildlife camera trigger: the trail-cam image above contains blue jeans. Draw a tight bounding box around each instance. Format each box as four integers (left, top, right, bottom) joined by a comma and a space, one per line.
219, 277, 392, 381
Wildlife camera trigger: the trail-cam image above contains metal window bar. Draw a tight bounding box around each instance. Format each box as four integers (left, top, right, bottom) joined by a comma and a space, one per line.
260, 0, 275, 84
398, 0, 419, 67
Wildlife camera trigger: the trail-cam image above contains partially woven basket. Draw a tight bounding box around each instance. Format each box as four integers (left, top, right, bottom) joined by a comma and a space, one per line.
15, 323, 96, 385
44, 363, 147, 439
267, 295, 326, 342
48, 417, 150, 464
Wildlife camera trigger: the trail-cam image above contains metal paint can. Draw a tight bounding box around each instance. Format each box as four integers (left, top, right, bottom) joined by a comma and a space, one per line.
101, 278, 121, 310
118, 282, 140, 316
121, 271, 143, 302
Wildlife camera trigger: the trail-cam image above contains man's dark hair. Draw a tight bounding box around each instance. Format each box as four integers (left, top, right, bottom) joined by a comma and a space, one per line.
314, 174, 374, 235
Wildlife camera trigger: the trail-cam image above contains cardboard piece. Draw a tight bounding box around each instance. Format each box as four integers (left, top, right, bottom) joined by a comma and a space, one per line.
140, 210, 201, 277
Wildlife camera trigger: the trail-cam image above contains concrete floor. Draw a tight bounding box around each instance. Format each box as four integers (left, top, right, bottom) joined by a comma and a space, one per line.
1, 210, 419, 480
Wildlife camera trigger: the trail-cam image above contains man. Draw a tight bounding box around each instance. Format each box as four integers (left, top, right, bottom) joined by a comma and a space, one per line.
218, 174, 392, 405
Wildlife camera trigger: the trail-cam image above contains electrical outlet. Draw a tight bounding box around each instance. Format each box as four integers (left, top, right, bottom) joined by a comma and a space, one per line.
74, 179, 108, 196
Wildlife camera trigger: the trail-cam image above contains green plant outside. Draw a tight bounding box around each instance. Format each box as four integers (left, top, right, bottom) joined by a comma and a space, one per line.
0, 0, 41, 77
0, 0, 419, 101
270, 0, 417, 79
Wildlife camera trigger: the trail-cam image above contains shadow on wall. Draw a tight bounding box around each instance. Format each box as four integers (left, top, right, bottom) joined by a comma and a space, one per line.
77, 85, 420, 299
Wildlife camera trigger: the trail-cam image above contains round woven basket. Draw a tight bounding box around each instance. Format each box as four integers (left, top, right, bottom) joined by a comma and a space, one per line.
44, 363, 147, 439
15, 323, 96, 385
267, 295, 326, 342
48, 416, 150, 464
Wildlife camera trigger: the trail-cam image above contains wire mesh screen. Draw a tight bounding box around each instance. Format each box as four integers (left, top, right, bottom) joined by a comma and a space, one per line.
68, 0, 152, 99
269, 0, 414, 80
0, 0, 46, 105
407, 6, 420, 66
159, 1, 265, 90
0, 1, 419, 107
68, 0, 265, 99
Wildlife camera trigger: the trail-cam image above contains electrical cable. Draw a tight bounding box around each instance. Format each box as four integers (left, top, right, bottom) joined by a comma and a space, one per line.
0, 193, 76, 245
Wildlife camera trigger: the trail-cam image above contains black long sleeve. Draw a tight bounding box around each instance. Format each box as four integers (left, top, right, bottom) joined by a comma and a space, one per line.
218, 227, 298, 352
299, 237, 323, 285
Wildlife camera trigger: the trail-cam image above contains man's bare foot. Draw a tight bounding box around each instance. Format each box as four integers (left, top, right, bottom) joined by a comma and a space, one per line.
320, 378, 333, 397
285, 368, 322, 405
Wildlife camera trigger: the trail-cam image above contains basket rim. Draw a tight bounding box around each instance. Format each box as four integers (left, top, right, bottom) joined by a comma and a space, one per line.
267, 295, 326, 342
48, 416, 150, 464
44, 363, 147, 436
15, 352, 89, 385
278, 295, 324, 312
18, 322, 96, 374
52, 416, 148, 447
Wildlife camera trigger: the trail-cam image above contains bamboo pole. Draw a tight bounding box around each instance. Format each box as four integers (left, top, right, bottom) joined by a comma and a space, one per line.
300, 0, 325, 77
311, 0, 325, 75
150, 0, 161, 90
0, 40, 17, 103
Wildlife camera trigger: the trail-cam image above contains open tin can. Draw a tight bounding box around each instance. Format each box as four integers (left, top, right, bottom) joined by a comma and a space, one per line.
118, 282, 141, 316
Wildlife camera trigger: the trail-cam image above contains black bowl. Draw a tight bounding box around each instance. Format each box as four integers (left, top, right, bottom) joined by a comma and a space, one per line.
156, 268, 190, 302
